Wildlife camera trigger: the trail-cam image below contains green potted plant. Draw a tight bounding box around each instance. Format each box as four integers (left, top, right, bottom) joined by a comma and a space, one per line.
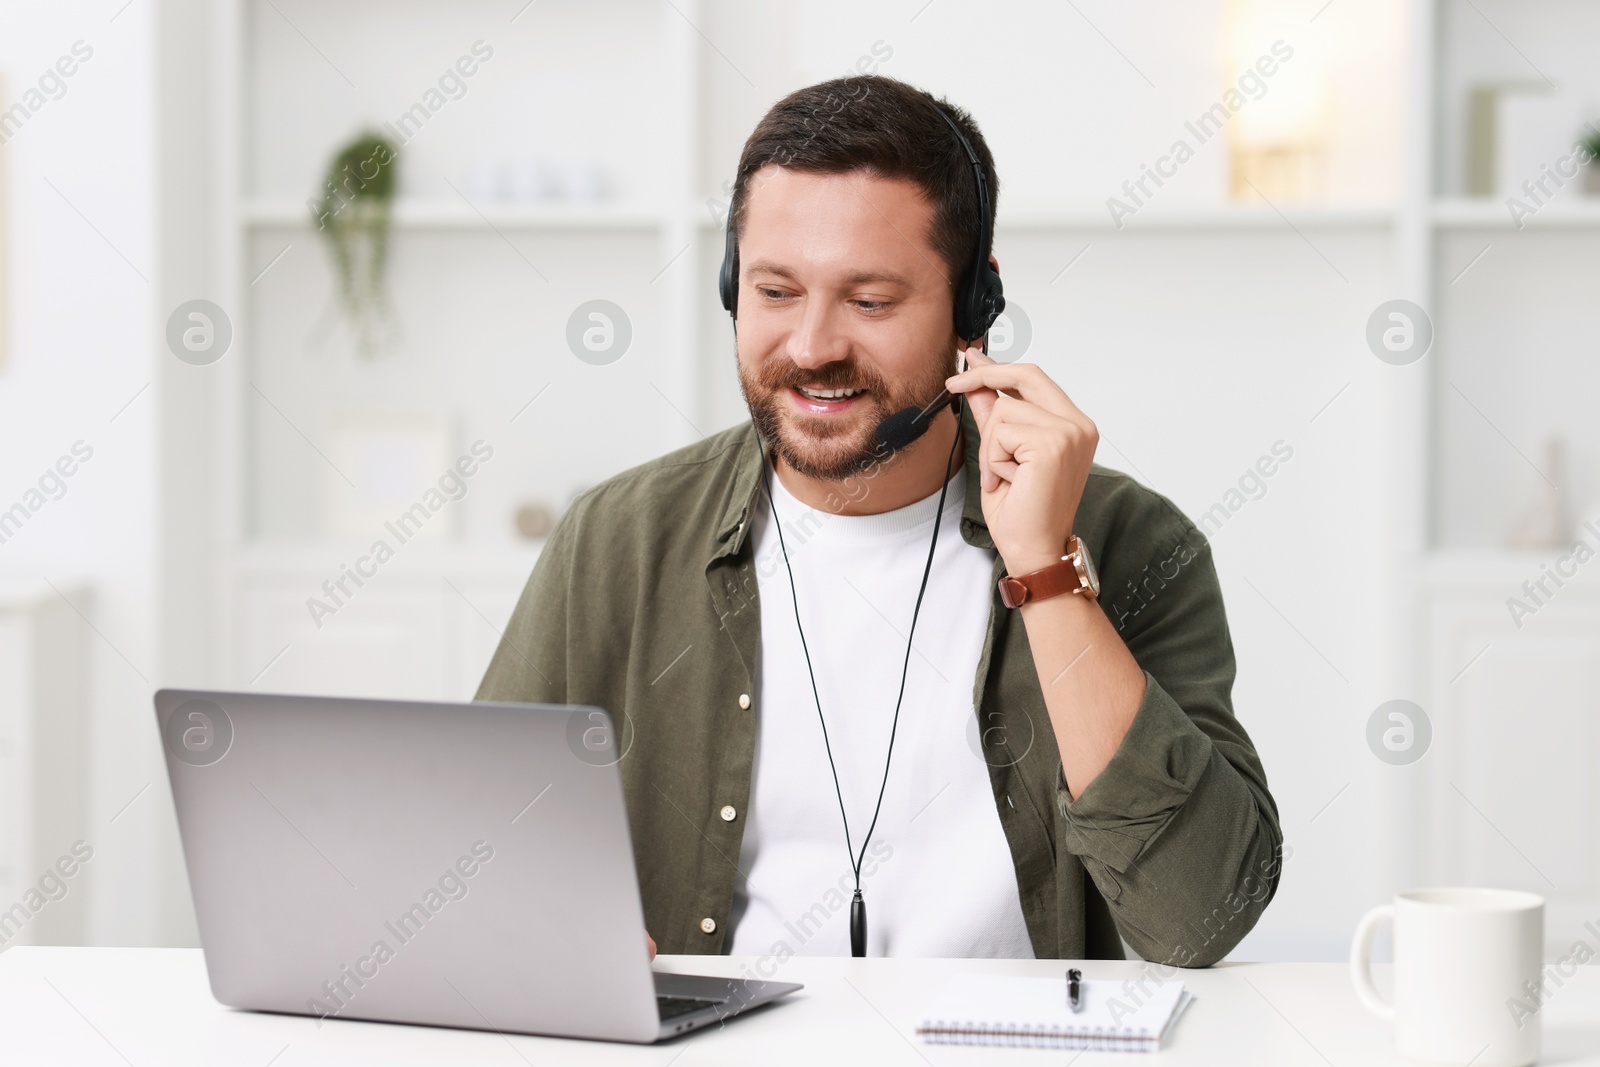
313, 132, 399, 357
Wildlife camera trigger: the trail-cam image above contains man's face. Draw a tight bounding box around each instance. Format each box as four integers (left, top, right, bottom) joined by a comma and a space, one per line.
734, 166, 958, 481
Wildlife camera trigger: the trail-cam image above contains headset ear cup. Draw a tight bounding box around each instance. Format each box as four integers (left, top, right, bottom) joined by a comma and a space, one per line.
719, 213, 738, 315
975, 269, 1005, 338
719, 254, 736, 315
956, 266, 1004, 342
951, 265, 975, 342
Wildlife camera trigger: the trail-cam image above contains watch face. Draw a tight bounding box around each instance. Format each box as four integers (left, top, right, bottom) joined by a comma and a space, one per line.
1075, 538, 1100, 597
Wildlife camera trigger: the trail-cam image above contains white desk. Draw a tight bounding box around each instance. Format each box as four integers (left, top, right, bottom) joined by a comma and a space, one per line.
3, 948, 1597, 1065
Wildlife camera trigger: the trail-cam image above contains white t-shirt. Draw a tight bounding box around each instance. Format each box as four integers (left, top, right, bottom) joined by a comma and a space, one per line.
727, 464, 1036, 960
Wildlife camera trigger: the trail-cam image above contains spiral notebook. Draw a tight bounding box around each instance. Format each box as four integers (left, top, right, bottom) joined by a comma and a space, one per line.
916, 974, 1194, 1052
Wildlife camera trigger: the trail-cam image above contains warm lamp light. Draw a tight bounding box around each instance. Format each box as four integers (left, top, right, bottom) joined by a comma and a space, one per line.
1223, 0, 1331, 201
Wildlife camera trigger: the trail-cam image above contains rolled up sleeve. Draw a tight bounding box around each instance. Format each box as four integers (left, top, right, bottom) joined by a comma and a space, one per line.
1060, 674, 1212, 870
1058, 520, 1283, 967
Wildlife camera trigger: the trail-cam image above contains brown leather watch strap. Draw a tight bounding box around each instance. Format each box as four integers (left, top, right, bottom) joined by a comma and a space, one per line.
997, 555, 1086, 609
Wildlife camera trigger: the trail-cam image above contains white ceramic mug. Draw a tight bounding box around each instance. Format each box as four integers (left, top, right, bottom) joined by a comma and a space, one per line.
1351, 888, 1544, 1067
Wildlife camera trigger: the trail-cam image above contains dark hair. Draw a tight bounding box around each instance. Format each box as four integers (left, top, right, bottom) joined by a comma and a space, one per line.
731, 76, 999, 287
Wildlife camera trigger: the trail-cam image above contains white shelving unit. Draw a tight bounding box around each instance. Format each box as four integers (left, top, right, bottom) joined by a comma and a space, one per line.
1433, 198, 1600, 228
1408, 0, 1600, 953
212, 0, 706, 700
243, 198, 668, 230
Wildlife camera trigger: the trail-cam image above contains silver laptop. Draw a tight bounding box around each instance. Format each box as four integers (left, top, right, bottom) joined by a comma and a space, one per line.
154, 688, 800, 1043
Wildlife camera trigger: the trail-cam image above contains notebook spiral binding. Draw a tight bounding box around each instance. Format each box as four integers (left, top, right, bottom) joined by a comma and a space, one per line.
916, 1021, 1159, 1051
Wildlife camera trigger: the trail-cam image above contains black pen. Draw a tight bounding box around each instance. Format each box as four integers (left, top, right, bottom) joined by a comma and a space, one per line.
1067, 968, 1082, 1013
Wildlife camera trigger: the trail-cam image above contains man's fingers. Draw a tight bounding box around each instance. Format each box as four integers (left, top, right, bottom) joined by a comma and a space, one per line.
982, 390, 1098, 469
962, 346, 1095, 494
963, 384, 999, 433
958, 345, 1001, 489
984, 416, 1035, 470
981, 405, 1081, 486
979, 435, 1022, 489
647, 931, 656, 960
987, 392, 1074, 431
947, 358, 1082, 422
958, 343, 1001, 430
980, 411, 1036, 490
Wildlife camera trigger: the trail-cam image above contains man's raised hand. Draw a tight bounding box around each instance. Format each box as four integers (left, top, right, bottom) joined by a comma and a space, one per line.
945, 344, 1098, 575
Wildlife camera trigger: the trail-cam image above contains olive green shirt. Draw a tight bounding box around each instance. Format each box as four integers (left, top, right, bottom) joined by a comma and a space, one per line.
475, 410, 1282, 965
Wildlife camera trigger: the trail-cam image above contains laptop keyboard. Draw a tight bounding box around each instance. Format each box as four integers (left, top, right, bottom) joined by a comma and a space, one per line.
658, 995, 720, 1021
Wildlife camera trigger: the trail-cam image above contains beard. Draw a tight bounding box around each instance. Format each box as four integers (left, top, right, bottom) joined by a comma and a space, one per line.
738, 346, 955, 482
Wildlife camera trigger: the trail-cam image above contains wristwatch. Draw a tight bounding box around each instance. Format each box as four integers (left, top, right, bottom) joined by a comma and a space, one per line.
997, 536, 1100, 608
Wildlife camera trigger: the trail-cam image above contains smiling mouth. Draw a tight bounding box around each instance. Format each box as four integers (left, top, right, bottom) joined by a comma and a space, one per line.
794, 386, 867, 402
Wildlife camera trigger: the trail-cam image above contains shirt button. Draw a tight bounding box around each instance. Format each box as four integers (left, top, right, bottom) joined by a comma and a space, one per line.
700, 917, 717, 934
738, 693, 751, 710
720, 805, 737, 822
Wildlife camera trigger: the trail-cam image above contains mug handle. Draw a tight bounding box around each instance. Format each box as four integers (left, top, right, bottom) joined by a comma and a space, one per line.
1350, 904, 1396, 1021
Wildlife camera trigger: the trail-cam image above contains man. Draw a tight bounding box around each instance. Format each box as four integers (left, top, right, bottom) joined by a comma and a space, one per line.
477, 76, 1281, 966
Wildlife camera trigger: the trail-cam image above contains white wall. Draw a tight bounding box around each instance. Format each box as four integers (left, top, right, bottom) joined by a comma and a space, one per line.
0, 0, 163, 946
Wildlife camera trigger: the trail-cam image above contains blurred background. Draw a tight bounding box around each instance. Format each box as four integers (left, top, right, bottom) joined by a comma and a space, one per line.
1, 0, 1597, 964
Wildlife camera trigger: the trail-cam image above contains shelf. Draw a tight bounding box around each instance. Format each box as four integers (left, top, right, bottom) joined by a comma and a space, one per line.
239, 198, 1600, 235
1001, 204, 1397, 231
693, 203, 1396, 233
1422, 545, 1600, 591
243, 198, 667, 231
1432, 198, 1600, 229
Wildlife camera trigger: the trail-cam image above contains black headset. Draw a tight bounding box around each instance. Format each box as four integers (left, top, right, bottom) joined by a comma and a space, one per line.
718, 103, 1004, 344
